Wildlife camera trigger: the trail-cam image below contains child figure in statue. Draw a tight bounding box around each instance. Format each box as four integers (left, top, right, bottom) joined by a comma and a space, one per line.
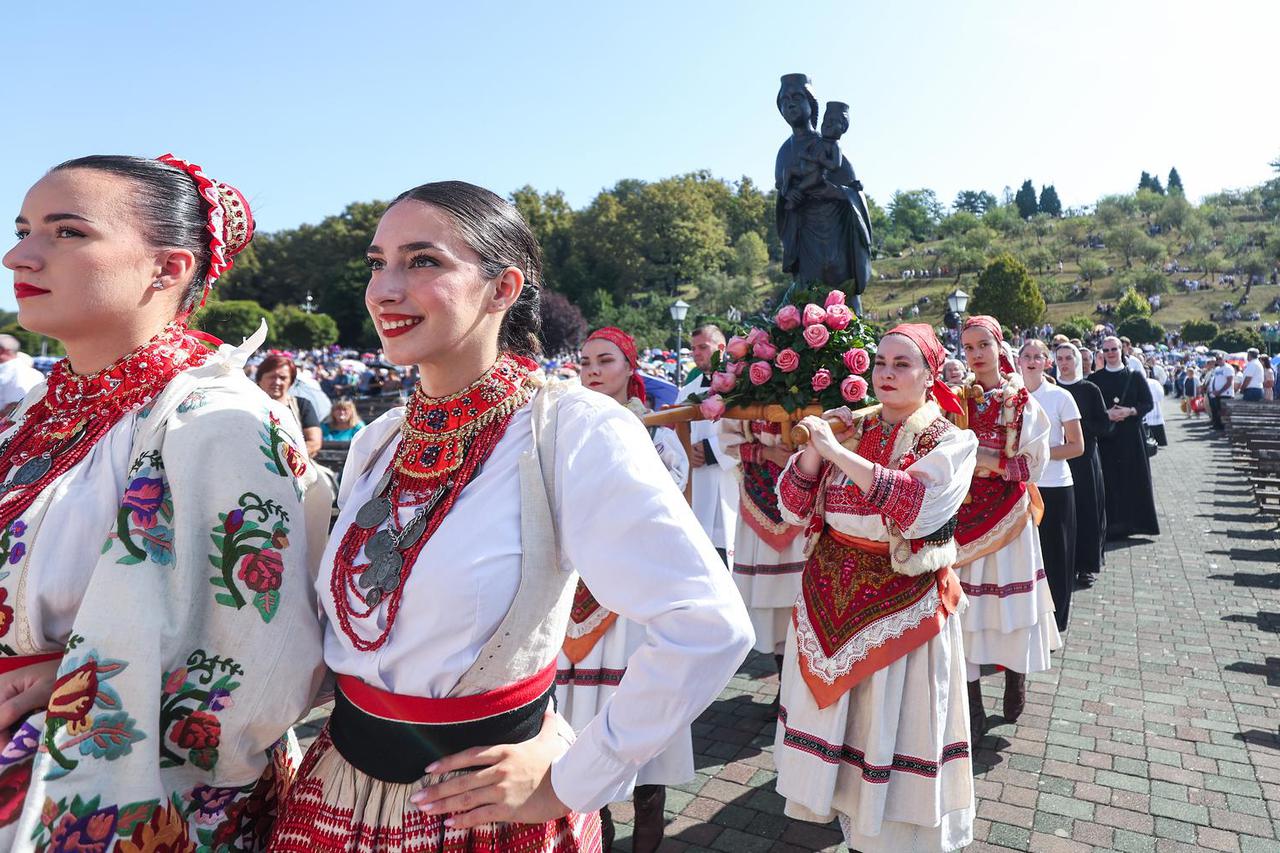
784, 101, 849, 209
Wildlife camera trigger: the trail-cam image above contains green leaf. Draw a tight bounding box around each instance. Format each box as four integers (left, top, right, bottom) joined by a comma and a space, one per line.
214, 592, 239, 608
208, 576, 227, 588
253, 590, 280, 623
114, 555, 145, 566
116, 800, 160, 835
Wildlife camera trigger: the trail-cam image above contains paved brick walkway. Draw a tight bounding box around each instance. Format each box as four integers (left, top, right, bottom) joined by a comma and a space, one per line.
605, 404, 1280, 852
298, 403, 1280, 852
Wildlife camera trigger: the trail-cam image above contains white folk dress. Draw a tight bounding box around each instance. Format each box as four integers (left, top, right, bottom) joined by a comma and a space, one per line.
0, 326, 331, 850
954, 377, 1061, 680
720, 419, 807, 655
313, 384, 751, 815
556, 414, 694, 790
773, 402, 978, 853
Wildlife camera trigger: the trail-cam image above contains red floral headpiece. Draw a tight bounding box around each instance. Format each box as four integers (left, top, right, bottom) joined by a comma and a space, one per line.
585, 326, 646, 405
155, 154, 255, 307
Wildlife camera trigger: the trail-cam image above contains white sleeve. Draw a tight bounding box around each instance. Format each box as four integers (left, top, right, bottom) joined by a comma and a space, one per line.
898, 427, 978, 539
548, 397, 754, 812
1015, 395, 1052, 482
1059, 387, 1082, 424
652, 425, 689, 492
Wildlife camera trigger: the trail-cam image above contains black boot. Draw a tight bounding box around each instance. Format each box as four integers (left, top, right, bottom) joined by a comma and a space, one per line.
598, 804, 614, 852
1004, 670, 1027, 723
630, 785, 667, 853
968, 679, 986, 750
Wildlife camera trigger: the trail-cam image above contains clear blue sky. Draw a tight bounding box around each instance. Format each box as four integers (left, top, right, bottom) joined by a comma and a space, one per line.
5, 1, 1277, 312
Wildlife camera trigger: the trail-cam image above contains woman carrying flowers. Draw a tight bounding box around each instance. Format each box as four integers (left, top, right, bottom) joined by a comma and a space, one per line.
0, 155, 330, 849
772, 323, 977, 852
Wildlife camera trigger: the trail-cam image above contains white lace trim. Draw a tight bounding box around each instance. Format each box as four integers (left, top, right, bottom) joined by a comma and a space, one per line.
795, 586, 941, 685
564, 604, 612, 639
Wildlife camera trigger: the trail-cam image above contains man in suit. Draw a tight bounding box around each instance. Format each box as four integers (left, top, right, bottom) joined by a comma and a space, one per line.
676, 324, 738, 565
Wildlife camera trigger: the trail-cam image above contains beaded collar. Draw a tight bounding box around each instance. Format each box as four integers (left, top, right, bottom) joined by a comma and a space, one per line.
393, 353, 538, 481
0, 323, 210, 529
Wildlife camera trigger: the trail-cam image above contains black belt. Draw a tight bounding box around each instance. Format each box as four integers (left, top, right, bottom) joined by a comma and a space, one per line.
330, 683, 554, 784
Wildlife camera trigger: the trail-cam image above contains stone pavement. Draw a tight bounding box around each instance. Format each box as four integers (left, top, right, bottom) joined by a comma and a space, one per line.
297, 402, 1280, 852
603, 404, 1280, 852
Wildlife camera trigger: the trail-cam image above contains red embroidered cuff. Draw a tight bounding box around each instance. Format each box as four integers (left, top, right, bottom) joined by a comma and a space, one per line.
1002, 455, 1030, 482
867, 464, 926, 529
778, 464, 820, 518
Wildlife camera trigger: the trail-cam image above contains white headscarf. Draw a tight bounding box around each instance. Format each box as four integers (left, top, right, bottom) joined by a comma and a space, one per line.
1055, 341, 1083, 385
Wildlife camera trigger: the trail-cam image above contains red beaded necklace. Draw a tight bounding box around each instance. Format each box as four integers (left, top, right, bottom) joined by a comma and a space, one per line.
0, 323, 210, 531
330, 354, 537, 651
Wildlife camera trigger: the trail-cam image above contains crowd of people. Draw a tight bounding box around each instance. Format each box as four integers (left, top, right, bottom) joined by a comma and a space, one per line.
0, 151, 1210, 853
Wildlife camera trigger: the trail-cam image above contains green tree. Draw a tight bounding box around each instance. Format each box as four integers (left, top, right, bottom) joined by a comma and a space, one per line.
887, 189, 943, 241
970, 253, 1045, 328
728, 231, 769, 278
953, 190, 998, 215
1106, 224, 1146, 268
1055, 315, 1094, 340
1116, 315, 1165, 344
982, 204, 1025, 237
1023, 245, 1055, 274
1134, 189, 1165, 218
1078, 256, 1107, 285
1095, 195, 1136, 228
1179, 319, 1218, 343
1156, 193, 1193, 231
1014, 180, 1039, 220
539, 289, 587, 356
1038, 185, 1062, 217
1118, 269, 1168, 297
1167, 167, 1184, 194
1211, 327, 1264, 353
938, 211, 982, 239
271, 306, 340, 349
1136, 237, 1165, 267
1114, 286, 1152, 322
1138, 171, 1165, 195
191, 299, 270, 344
511, 185, 576, 291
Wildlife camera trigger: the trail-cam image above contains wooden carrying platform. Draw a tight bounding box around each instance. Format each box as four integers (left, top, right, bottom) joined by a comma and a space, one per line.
641, 402, 881, 502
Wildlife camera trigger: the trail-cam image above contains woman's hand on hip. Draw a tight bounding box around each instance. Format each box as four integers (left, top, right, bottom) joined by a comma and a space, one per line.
0, 659, 61, 749
409, 708, 573, 828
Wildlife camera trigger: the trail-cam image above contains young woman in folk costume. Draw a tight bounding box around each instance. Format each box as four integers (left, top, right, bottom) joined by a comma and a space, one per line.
772, 323, 978, 852
720, 392, 808, 704
0, 155, 331, 848
953, 316, 1059, 745
270, 182, 752, 853
556, 326, 690, 853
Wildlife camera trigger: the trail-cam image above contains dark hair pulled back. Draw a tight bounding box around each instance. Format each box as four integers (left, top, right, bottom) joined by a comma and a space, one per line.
390, 181, 544, 359
51, 155, 215, 315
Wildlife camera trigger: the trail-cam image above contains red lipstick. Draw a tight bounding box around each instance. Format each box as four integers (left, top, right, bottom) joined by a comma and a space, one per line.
14, 283, 50, 299
377, 313, 424, 339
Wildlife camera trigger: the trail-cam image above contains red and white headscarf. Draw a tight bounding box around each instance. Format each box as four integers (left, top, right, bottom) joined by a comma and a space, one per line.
156, 154, 256, 309
962, 315, 1016, 375
585, 327, 647, 405
883, 323, 964, 415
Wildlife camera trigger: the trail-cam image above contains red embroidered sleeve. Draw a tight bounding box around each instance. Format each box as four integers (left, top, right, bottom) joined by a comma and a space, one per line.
739, 442, 762, 465
866, 463, 926, 529
1002, 455, 1030, 482
778, 464, 820, 518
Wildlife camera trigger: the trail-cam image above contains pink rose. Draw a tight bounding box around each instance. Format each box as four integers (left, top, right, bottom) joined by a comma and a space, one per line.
745, 327, 770, 347
824, 290, 846, 308
710, 371, 736, 393
824, 303, 853, 330
802, 303, 827, 327
775, 305, 802, 330
811, 368, 833, 392
726, 336, 750, 359
729, 360, 747, 377
774, 348, 800, 373
748, 361, 774, 386
753, 340, 779, 360
802, 324, 831, 349
699, 394, 726, 421
841, 375, 869, 403
842, 347, 870, 374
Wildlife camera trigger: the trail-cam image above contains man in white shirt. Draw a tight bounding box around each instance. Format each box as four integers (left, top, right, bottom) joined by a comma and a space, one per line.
1121, 337, 1145, 374
1240, 348, 1265, 402
0, 334, 44, 411
1207, 352, 1236, 430
676, 324, 738, 565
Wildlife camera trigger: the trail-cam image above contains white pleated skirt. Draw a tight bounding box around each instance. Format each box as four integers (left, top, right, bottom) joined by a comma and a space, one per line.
732, 525, 806, 654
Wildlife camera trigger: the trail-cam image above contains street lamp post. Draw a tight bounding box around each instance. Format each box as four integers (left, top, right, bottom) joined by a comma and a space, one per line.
303, 290, 315, 314
670, 299, 690, 387
945, 288, 970, 349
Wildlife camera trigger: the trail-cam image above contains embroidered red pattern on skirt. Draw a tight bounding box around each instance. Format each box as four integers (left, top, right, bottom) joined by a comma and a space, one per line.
271, 730, 602, 852
954, 391, 1026, 546
778, 707, 970, 783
